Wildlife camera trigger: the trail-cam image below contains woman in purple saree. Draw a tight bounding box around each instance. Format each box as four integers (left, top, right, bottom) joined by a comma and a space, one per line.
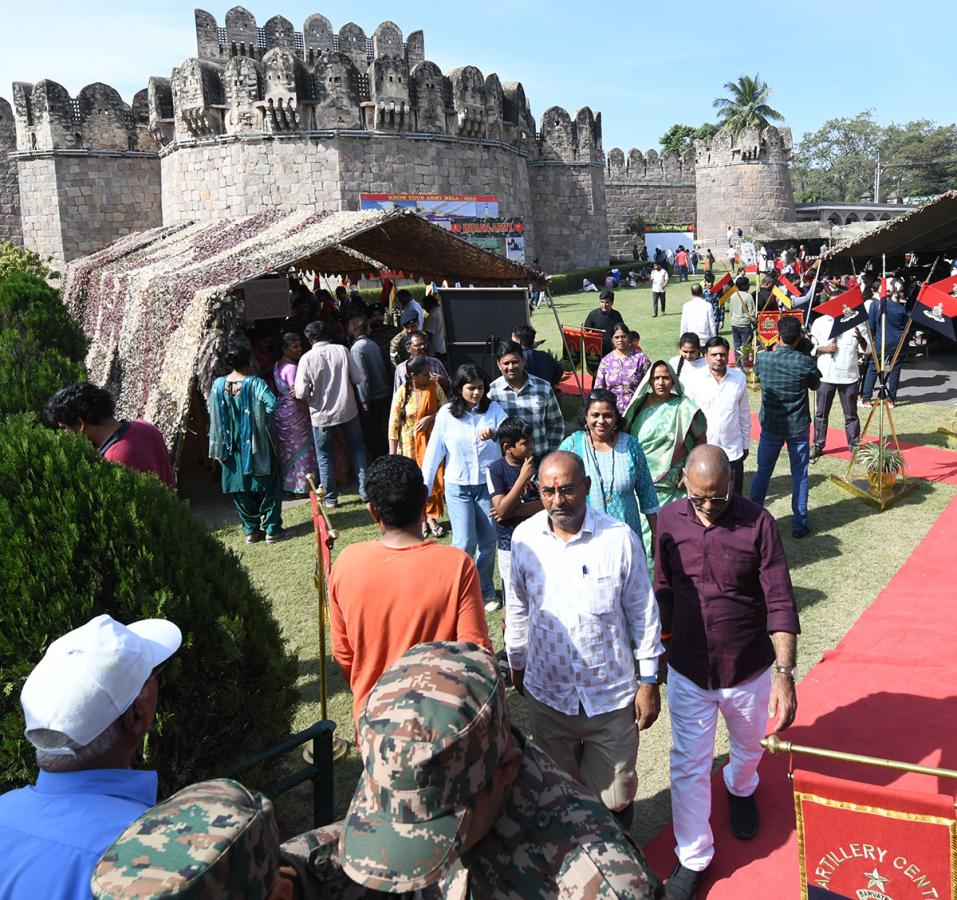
272, 333, 318, 494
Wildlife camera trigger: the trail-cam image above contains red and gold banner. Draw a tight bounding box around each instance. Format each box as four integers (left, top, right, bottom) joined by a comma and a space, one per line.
562, 326, 604, 374
756, 309, 803, 346
794, 770, 957, 900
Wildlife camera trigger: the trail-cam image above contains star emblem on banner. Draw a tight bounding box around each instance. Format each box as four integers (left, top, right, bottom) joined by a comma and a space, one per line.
864, 868, 890, 890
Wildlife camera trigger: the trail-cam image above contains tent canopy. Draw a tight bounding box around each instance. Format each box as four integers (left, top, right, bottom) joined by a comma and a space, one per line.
62, 208, 531, 461
824, 191, 957, 268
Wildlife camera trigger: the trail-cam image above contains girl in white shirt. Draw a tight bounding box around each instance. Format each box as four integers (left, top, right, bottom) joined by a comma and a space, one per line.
423, 365, 508, 609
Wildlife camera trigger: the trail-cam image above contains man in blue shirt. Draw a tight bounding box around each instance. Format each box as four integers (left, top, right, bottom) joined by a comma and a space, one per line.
0, 613, 181, 899
512, 325, 565, 388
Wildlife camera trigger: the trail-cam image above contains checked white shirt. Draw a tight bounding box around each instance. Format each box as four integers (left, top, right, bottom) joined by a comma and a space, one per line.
506, 507, 663, 717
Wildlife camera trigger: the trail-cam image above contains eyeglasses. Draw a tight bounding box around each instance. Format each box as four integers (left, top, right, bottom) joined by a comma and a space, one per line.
540, 484, 581, 499
686, 484, 732, 507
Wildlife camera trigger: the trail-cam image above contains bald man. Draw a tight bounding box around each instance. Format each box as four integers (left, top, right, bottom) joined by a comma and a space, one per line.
505, 451, 664, 833
654, 446, 801, 900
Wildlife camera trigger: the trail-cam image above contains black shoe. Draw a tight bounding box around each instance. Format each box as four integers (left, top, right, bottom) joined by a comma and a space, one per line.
792, 526, 811, 539
666, 862, 703, 900
727, 789, 759, 839
809, 445, 823, 460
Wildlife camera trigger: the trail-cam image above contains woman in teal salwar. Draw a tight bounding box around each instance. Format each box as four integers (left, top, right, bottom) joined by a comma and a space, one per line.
209, 342, 284, 543
624, 360, 707, 555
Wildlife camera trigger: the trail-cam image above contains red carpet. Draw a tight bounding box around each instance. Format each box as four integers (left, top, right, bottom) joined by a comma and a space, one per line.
642, 492, 957, 897
749, 413, 957, 485
557, 371, 593, 396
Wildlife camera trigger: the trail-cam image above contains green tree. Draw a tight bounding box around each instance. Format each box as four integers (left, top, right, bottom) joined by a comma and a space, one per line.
713, 75, 784, 137
0, 272, 86, 416
880, 120, 957, 200
659, 122, 721, 155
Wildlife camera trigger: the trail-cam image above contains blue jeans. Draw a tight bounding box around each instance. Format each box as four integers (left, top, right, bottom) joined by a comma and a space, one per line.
749, 427, 810, 532
312, 416, 367, 504
445, 482, 497, 600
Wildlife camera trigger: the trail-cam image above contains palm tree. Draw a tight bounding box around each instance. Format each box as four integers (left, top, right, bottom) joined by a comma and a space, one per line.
713, 75, 784, 136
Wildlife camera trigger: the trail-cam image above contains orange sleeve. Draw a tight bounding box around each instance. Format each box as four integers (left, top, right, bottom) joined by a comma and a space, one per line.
328, 561, 354, 682
455, 556, 493, 652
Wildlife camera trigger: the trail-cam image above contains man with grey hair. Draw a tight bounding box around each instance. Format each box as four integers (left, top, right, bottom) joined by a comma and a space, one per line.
506, 450, 663, 832
0, 613, 181, 899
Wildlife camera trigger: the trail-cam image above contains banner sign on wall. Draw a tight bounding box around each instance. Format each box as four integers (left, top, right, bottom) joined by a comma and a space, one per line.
359, 193, 524, 262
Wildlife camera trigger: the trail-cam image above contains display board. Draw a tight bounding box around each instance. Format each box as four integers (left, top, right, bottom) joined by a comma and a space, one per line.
441, 287, 529, 381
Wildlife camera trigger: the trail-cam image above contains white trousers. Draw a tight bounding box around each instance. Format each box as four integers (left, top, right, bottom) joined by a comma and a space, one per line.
668, 665, 771, 872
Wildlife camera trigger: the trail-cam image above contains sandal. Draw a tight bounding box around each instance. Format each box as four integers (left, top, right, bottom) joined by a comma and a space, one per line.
244, 531, 263, 544
428, 521, 446, 538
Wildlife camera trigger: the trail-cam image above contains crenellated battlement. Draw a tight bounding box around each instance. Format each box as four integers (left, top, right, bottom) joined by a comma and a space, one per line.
11, 80, 156, 154
151, 15, 555, 154
694, 125, 793, 168
605, 146, 695, 182
194, 7, 426, 72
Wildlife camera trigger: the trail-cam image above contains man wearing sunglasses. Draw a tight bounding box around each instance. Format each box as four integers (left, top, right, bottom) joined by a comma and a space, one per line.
654, 445, 800, 900
0, 614, 182, 900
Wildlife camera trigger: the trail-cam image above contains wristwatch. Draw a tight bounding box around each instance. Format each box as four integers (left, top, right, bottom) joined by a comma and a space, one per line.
774, 665, 798, 679
638, 674, 659, 685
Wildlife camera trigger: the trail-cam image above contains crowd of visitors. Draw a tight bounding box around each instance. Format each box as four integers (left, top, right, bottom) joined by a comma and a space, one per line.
23, 250, 939, 899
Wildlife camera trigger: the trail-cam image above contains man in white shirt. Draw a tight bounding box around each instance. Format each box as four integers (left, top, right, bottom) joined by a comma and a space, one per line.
506, 450, 663, 831
691, 337, 751, 493
650, 261, 669, 317
295, 320, 368, 508
810, 315, 866, 459
679, 284, 716, 348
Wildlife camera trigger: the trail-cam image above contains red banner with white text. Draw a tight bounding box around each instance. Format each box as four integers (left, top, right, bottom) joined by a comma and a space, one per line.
794, 769, 957, 900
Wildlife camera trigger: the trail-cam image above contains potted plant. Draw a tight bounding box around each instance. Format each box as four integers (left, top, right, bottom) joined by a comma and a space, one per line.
858, 439, 906, 495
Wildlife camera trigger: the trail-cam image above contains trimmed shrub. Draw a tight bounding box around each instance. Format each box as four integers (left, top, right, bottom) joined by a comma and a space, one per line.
0, 415, 298, 794
0, 272, 86, 416
0, 241, 59, 282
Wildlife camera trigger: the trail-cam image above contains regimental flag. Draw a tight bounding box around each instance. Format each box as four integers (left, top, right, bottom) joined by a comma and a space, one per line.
718, 282, 738, 307
911, 282, 957, 340
814, 283, 867, 339
779, 274, 802, 297
772, 284, 794, 309
930, 273, 957, 294
795, 770, 956, 900
712, 272, 733, 297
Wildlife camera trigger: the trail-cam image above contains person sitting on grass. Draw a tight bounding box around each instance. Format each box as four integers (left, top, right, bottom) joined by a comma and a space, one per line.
328, 454, 492, 731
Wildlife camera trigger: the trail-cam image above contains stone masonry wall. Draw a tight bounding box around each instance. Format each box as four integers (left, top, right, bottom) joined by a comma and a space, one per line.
0, 98, 21, 246
15, 156, 61, 267
694, 126, 795, 253
161, 134, 536, 261
529, 162, 606, 272
16, 153, 161, 271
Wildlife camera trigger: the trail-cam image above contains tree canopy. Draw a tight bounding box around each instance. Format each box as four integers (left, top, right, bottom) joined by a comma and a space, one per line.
713, 75, 783, 136
659, 122, 720, 156
791, 111, 957, 203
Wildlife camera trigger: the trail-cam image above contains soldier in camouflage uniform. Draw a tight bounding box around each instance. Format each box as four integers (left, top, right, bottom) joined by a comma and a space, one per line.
282, 641, 663, 899
90, 777, 295, 899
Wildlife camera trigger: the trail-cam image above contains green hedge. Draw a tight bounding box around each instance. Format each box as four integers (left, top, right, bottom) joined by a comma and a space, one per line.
0, 415, 298, 794
0, 272, 86, 415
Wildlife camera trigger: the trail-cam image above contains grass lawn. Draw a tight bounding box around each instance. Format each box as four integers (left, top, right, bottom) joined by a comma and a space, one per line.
212, 276, 957, 847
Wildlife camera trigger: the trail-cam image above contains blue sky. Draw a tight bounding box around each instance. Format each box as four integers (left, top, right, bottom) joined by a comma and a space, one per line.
0, 1, 947, 153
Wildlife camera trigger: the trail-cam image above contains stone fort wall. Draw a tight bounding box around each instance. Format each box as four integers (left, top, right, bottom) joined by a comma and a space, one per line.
0, 99, 21, 246
693, 125, 796, 253
604, 146, 696, 260
0, 7, 798, 275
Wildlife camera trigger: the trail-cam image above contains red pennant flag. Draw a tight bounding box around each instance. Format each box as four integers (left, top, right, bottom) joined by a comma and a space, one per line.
912, 282, 957, 340
711, 273, 732, 295
814, 283, 865, 319
931, 273, 957, 294
879, 277, 887, 299
778, 274, 800, 296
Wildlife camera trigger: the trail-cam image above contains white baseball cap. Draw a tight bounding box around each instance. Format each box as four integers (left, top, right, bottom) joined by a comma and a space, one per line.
20, 614, 182, 752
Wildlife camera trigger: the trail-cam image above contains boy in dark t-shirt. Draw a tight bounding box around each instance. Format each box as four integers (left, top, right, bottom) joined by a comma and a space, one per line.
485, 417, 543, 615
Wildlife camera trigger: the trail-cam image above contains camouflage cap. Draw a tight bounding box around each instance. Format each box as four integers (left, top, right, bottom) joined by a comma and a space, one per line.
91, 778, 280, 899
341, 641, 510, 893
